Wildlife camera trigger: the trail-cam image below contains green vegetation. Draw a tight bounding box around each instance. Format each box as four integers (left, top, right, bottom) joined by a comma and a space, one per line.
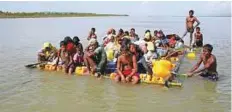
0, 11, 129, 18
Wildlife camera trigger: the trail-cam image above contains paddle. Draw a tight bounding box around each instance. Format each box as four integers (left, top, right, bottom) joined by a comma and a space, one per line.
25, 62, 47, 68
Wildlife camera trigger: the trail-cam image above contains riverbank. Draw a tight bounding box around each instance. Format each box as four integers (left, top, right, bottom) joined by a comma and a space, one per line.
0, 11, 129, 18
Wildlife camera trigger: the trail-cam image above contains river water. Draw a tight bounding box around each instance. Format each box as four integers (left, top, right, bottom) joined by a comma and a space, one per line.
0, 16, 231, 112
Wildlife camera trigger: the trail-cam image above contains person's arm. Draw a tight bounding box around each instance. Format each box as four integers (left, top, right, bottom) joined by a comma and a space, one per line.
194, 17, 200, 29
128, 55, 138, 77
192, 56, 215, 74
38, 49, 45, 56
116, 57, 124, 77
80, 44, 83, 53
185, 17, 188, 29
164, 50, 181, 59
189, 55, 203, 73
87, 32, 91, 40
68, 54, 73, 67
193, 33, 197, 45
201, 34, 203, 41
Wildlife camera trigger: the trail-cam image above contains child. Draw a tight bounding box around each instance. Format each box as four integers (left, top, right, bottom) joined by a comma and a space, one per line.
194, 27, 203, 47
73, 46, 84, 66
56, 41, 73, 75
115, 46, 139, 84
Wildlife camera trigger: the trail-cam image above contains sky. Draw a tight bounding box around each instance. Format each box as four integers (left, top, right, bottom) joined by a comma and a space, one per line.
0, 1, 231, 16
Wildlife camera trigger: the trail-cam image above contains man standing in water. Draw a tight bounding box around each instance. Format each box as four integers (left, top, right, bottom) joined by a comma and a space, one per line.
182, 10, 200, 47
187, 44, 218, 81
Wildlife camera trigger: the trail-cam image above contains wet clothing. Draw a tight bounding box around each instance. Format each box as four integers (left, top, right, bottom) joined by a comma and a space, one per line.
187, 27, 194, 33
117, 69, 140, 79
195, 40, 203, 47
195, 32, 203, 47
199, 70, 219, 81
93, 46, 107, 74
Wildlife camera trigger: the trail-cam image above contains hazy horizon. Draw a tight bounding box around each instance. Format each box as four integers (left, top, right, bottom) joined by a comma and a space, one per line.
0, 1, 231, 17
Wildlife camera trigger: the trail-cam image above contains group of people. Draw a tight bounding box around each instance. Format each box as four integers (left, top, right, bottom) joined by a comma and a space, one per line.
37, 10, 218, 84
182, 10, 218, 80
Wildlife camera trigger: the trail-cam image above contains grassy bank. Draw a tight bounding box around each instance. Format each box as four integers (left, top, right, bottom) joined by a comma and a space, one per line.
0, 11, 129, 18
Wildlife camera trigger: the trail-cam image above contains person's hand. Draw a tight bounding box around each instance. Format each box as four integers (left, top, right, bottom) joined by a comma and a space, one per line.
187, 72, 194, 77
126, 75, 132, 82
121, 75, 126, 83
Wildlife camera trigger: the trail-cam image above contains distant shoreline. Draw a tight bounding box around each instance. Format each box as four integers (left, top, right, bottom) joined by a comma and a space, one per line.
0, 11, 129, 18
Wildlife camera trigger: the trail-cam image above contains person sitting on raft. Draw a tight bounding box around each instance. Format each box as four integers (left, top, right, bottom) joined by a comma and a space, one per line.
87, 27, 97, 40
105, 35, 118, 61
129, 43, 153, 81
129, 28, 139, 42
115, 29, 124, 44
56, 41, 73, 75
193, 27, 203, 48
187, 44, 218, 81
115, 46, 140, 84
84, 39, 107, 78
37, 42, 57, 63
103, 28, 114, 46
73, 45, 84, 67
73, 36, 83, 54
64, 36, 76, 56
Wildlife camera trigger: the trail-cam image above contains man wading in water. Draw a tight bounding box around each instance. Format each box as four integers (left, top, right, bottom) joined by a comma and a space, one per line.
182, 10, 200, 47
187, 44, 218, 81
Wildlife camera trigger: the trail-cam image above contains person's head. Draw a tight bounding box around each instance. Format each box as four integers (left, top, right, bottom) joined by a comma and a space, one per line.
110, 35, 115, 42
129, 43, 137, 53
121, 38, 131, 46
88, 38, 98, 49
107, 28, 113, 35
64, 36, 73, 43
154, 30, 158, 36
73, 36, 80, 44
145, 30, 151, 34
91, 28, 96, 33
60, 41, 66, 51
124, 31, 129, 36
159, 30, 164, 36
130, 28, 135, 34
119, 29, 124, 35
120, 45, 130, 56
203, 44, 213, 57
43, 42, 52, 51
196, 27, 200, 33
75, 45, 81, 53
189, 10, 194, 16
112, 29, 116, 35
144, 32, 151, 41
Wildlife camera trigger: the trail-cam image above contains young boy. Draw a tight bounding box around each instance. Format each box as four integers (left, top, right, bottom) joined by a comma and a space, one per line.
194, 27, 203, 47
187, 44, 218, 81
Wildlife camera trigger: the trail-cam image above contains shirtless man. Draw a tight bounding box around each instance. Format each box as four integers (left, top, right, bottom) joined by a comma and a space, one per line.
182, 10, 200, 47
187, 44, 218, 81
115, 46, 139, 84
193, 27, 203, 47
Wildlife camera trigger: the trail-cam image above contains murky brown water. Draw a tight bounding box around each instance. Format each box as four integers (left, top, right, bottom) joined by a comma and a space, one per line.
0, 16, 230, 112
